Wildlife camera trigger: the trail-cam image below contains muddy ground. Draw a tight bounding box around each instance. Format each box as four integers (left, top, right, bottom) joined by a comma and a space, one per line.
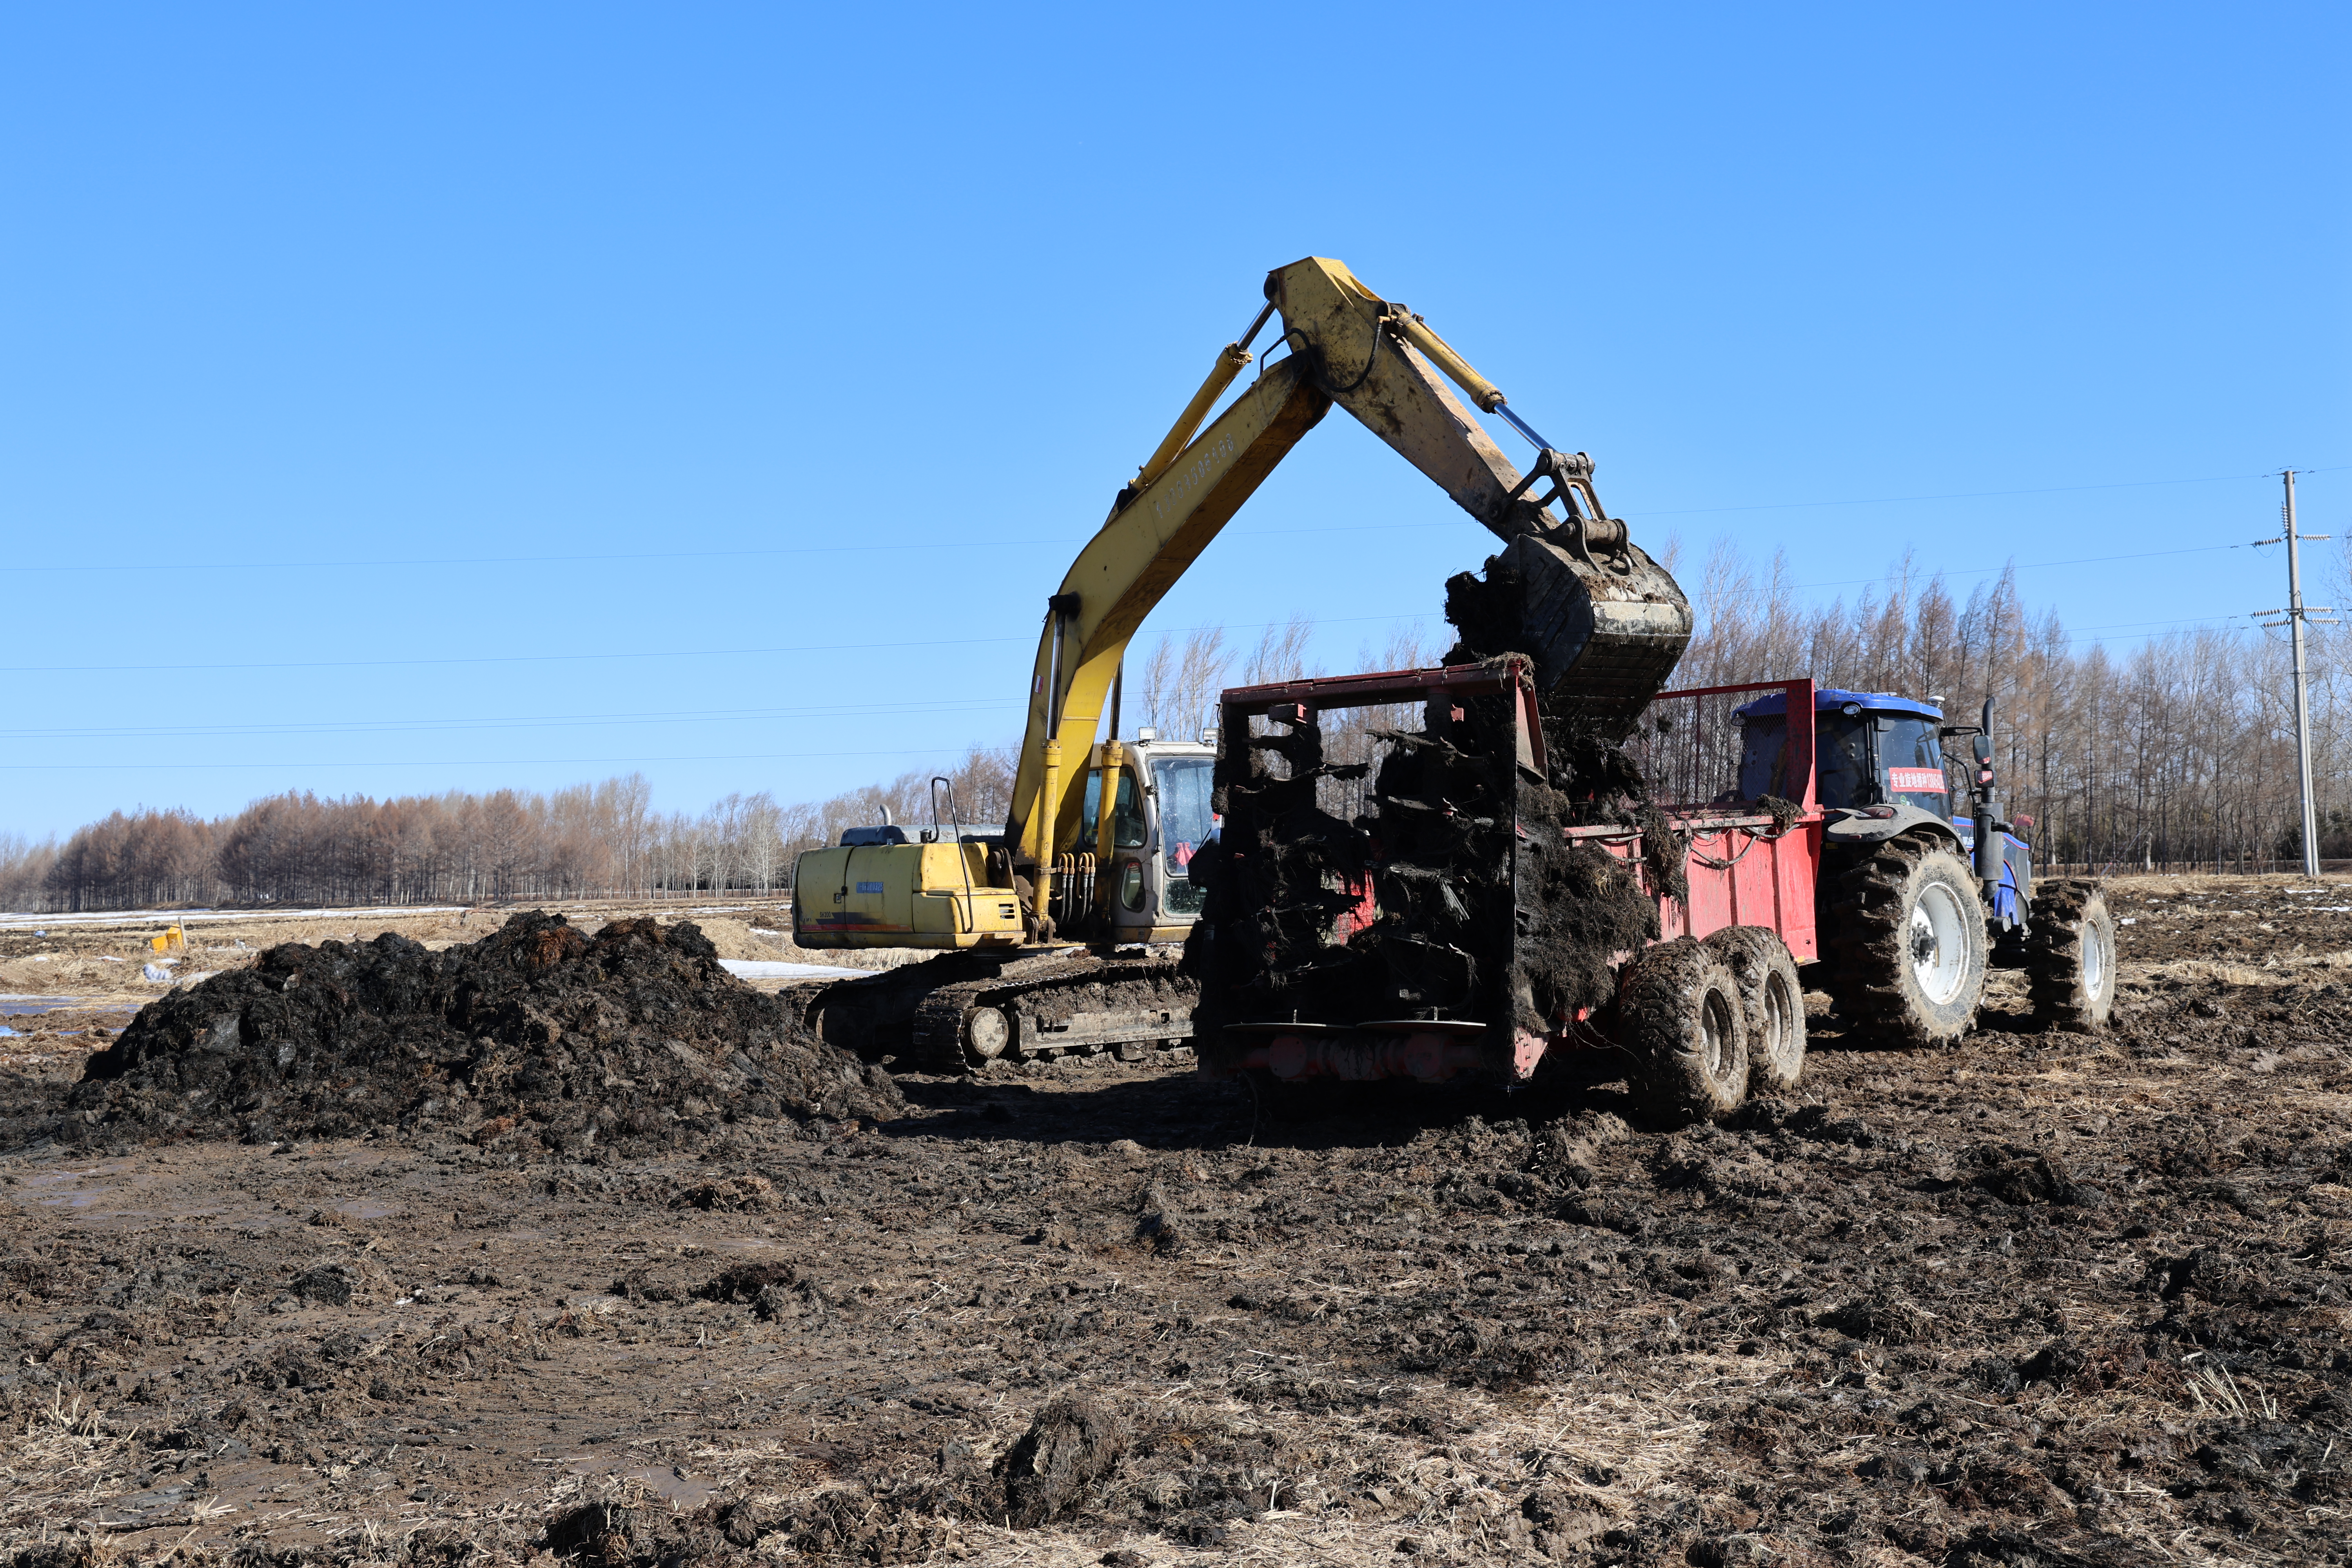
2, 877, 2350, 1566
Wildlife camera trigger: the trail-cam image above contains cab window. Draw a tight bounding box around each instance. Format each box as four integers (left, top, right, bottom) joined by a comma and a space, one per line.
1737, 721, 1785, 800
1081, 769, 1145, 849
1880, 716, 1950, 814
1112, 770, 1145, 848
1818, 716, 1874, 808
1737, 716, 1872, 802
1154, 757, 1214, 873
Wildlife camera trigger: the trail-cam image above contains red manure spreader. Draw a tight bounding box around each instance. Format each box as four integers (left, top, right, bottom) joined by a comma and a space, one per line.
1185, 658, 2114, 1124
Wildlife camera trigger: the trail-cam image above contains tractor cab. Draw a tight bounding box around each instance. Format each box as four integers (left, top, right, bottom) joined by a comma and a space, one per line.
1733, 688, 2033, 934
1734, 688, 1951, 814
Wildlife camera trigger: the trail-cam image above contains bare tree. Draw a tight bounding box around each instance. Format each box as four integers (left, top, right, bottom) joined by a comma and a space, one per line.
0, 833, 58, 910
1136, 624, 1233, 740
1242, 612, 1317, 686
739, 793, 786, 895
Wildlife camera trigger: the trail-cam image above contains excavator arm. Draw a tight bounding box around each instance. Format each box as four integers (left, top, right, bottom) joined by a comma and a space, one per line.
1004, 257, 1691, 919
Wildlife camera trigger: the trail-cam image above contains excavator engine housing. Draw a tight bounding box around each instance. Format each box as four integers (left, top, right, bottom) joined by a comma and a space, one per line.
793, 841, 1024, 949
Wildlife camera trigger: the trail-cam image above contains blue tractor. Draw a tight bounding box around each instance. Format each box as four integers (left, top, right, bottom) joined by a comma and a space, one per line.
1733, 688, 2118, 1044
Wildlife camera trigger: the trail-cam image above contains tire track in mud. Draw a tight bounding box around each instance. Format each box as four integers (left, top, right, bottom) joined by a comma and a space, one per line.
0, 878, 2347, 1565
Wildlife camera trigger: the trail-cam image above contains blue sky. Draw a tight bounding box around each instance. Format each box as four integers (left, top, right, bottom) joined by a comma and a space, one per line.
4, 3, 2345, 838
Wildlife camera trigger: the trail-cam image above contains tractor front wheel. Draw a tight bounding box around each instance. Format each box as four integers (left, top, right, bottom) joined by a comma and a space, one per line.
1620, 938, 1751, 1125
2025, 879, 2117, 1031
1825, 831, 1989, 1048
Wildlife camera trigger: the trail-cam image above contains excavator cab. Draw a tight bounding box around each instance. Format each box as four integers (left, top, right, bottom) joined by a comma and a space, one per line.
793, 733, 1217, 951
1051, 733, 1217, 941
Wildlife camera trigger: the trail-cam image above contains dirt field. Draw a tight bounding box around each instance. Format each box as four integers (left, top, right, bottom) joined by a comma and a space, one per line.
2, 878, 2349, 1566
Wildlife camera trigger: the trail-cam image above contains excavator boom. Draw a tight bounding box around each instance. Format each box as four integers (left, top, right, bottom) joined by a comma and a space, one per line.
1006, 354, 1329, 878
1004, 257, 1691, 886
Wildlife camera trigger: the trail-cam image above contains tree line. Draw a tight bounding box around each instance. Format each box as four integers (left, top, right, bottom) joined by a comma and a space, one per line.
1664, 541, 2351, 874
5, 543, 2347, 911
3, 750, 1016, 913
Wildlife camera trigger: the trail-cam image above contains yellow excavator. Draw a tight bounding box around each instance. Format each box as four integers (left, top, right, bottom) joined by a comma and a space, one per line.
793, 256, 1691, 1071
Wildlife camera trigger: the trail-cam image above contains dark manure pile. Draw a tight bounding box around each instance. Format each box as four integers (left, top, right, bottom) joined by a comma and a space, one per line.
10, 911, 898, 1153
1188, 562, 1670, 1054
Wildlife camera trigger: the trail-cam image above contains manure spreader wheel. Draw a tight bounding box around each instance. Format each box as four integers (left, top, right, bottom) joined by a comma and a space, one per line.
1705, 924, 1807, 1092
1621, 936, 1751, 1125
1825, 831, 1989, 1048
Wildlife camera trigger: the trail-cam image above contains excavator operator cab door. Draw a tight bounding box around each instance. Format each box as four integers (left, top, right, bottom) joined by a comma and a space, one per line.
1082, 741, 1217, 941
1081, 761, 1149, 929
1149, 749, 1216, 929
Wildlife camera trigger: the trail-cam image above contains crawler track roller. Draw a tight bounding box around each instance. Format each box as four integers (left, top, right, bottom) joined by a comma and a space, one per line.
900, 956, 1198, 1074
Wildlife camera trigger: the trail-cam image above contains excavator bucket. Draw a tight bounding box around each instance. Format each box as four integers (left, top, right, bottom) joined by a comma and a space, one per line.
1265, 257, 1690, 737
1458, 532, 1691, 738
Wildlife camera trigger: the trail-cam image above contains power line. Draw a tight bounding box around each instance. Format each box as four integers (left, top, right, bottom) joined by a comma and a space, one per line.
2056, 619, 2250, 645
1633, 465, 2345, 519
0, 519, 1478, 575
1785, 540, 2264, 593
0, 612, 1430, 676
2, 695, 1025, 743
5, 465, 2339, 575
18, 610, 2279, 750
2064, 613, 2247, 634
0, 632, 1026, 676
5, 521, 2318, 676
0, 536, 1085, 575
0, 745, 1018, 774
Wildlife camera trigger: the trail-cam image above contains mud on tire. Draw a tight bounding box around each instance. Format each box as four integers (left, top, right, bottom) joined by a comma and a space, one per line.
1619, 937, 1750, 1125
2025, 878, 2117, 1032
1704, 925, 1806, 1093
1824, 830, 1987, 1048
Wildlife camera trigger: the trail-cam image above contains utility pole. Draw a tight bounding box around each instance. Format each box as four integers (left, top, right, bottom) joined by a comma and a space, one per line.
2254, 470, 2336, 877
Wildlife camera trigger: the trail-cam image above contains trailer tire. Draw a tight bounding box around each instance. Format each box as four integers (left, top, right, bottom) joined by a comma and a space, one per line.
1705, 926, 1807, 1093
1824, 831, 1987, 1048
1620, 938, 1750, 1125
2025, 879, 2116, 1032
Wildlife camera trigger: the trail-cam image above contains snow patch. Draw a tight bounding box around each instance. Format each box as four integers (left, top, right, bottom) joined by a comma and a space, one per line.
717, 959, 868, 981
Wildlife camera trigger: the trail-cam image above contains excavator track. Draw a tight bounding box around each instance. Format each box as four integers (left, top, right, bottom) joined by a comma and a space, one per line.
808, 948, 1197, 1073
911, 983, 1000, 1074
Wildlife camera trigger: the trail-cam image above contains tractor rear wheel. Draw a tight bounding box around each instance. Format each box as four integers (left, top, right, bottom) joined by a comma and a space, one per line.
1619, 937, 1751, 1125
1705, 925, 1807, 1093
2025, 879, 2117, 1031
1824, 831, 1988, 1048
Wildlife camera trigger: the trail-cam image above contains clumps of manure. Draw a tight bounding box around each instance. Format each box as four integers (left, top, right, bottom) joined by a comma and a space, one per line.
1001, 1397, 1131, 1526
35, 911, 898, 1153
1187, 558, 1675, 1048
